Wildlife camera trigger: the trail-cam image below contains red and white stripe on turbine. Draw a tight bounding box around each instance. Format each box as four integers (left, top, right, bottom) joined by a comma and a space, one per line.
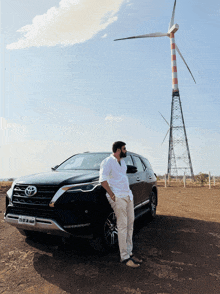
170, 32, 178, 92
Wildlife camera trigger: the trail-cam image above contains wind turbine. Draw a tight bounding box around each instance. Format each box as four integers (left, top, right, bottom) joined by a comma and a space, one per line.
114, 0, 195, 178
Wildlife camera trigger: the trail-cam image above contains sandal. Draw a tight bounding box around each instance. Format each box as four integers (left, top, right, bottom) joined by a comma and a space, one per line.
130, 254, 143, 264
121, 258, 140, 268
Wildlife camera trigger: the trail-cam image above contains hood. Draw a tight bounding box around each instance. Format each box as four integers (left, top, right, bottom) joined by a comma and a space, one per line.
15, 170, 100, 186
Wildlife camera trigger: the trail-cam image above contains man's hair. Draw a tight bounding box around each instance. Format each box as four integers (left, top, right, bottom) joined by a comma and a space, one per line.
112, 141, 126, 153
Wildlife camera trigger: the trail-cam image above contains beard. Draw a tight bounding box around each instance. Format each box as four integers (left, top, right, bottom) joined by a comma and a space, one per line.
120, 150, 127, 158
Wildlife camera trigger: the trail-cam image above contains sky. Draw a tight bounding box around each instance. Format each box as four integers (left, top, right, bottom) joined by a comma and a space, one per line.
0, 0, 220, 179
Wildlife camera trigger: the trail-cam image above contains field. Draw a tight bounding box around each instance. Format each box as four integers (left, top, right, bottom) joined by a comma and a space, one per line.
0, 183, 220, 293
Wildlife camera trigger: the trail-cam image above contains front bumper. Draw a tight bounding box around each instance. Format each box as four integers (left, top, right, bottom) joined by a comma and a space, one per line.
4, 212, 92, 238
4, 213, 69, 236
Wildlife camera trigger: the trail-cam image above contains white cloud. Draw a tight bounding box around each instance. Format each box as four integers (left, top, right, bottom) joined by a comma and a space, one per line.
7, 0, 125, 50
105, 114, 124, 122
0, 117, 28, 146
0, 117, 7, 130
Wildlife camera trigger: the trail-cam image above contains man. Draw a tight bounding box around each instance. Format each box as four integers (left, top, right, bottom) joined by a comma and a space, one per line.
99, 141, 143, 268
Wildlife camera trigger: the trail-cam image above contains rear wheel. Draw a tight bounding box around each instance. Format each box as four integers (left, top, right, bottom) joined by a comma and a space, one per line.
149, 191, 157, 219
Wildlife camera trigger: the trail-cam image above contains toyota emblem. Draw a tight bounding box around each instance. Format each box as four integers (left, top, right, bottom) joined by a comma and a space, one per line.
25, 186, 37, 196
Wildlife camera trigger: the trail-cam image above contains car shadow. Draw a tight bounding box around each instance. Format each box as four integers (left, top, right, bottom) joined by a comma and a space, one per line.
32, 215, 220, 294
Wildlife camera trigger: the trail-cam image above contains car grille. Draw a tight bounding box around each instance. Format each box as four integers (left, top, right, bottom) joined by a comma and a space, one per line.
7, 206, 57, 219
12, 184, 59, 207
6, 206, 64, 226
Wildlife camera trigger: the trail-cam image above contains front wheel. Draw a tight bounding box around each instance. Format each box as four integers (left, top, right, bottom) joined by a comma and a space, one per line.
103, 211, 118, 249
90, 210, 118, 252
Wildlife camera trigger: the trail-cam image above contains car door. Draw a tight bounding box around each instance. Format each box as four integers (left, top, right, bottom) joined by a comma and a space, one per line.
130, 155, 147, 205
123, 155, 139, 206
141, 156, 157, 201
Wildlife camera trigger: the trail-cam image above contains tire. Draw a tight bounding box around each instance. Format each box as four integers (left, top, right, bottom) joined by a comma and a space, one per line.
103, 211, 118, 250
149, 190, 157, 220
90, 210, 118, 252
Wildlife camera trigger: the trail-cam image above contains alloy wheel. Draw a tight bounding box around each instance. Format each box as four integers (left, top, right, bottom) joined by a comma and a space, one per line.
103, 212, 118, 247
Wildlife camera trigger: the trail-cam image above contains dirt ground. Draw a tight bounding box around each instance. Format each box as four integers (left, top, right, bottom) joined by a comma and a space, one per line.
1, 185, 220, 294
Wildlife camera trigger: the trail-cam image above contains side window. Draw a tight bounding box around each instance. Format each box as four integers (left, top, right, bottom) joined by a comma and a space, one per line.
140, 158, 146, 171
123, 155, 133, 166
142, 158, 152, 170
133, 156, 144, 172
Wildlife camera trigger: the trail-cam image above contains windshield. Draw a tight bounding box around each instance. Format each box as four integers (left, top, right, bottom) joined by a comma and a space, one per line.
57, 153, 110, 170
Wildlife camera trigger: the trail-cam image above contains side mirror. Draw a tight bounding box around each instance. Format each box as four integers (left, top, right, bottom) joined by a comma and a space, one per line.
51, 165, 59, 171
127, 165, 137, 174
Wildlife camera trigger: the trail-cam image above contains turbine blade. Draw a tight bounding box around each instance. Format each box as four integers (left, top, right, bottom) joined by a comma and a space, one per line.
169, 0, 177, 30
176, 44, 196, 84
114, 32, 168, 41
159, 112, 170, 126
162, 129, 170, 145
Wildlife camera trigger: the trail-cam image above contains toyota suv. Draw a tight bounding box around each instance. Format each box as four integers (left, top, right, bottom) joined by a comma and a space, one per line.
5, 151, 157, 249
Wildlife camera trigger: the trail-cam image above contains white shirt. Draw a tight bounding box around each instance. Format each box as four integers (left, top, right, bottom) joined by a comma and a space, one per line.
99, 154, 133, 201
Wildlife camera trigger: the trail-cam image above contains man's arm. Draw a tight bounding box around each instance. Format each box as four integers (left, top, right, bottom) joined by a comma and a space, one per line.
99, 158, 116, 202
101, 181, 116, 202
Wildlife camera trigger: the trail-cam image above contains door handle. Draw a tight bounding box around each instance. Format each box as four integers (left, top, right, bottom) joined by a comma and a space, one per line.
136, 177, 141, 181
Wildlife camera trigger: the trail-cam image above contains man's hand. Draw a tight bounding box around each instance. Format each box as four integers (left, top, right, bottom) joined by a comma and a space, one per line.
110, 193, 116, 202
101, 181, 116, 202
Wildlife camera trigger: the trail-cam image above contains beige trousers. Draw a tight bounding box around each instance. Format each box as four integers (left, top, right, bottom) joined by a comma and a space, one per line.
108, 196, 135, 261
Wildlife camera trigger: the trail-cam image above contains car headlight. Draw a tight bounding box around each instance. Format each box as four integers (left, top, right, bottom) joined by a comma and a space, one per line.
49, 181, 101, 207
66, 181, 101, 193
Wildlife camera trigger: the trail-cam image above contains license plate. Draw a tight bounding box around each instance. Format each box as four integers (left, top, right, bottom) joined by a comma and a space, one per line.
18, 216, 36, 226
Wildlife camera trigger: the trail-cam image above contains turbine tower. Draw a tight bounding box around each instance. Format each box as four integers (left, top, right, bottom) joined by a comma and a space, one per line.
114, 0, 195, 178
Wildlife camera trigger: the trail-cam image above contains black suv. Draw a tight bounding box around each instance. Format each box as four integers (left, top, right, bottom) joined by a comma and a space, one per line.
5, 152, 157, 249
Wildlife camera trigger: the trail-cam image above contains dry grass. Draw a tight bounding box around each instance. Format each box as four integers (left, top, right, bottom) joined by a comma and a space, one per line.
0, 181, 12, 192
157, 179, 220, 189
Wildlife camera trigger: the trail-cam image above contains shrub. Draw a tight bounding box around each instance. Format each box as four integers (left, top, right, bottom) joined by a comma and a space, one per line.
195, 173, 209, 186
